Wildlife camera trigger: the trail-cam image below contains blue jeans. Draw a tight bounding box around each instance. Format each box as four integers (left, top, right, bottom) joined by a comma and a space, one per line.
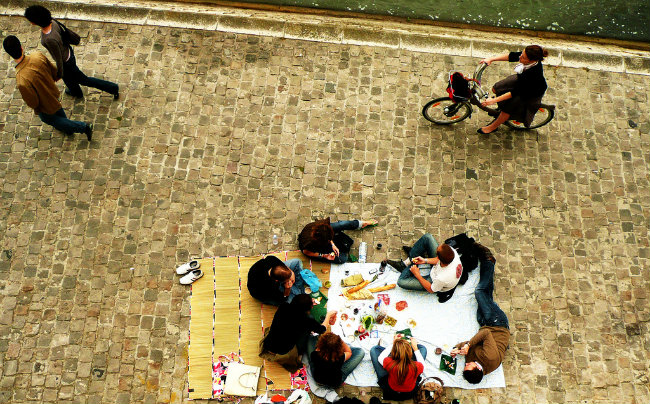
306, 335, 365, 385
397, 233, 438, 291
277, 259, 305, 303
370, 344, 428, 380
38, 108, 87, 135
330, 220, 360, 264
63, 47, 118, 97
475, 260, 509, 329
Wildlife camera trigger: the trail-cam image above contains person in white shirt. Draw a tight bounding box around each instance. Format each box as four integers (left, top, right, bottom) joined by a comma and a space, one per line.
387, 233, 463, 303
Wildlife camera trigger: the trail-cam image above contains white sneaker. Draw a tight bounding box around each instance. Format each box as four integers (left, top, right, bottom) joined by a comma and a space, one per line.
180, 269, 203, 285
176, 260, 200, 275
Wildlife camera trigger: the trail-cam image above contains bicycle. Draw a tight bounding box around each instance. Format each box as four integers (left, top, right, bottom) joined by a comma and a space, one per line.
422, 63, 555, 130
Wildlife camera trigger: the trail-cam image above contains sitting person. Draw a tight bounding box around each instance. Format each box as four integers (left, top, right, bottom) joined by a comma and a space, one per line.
259, 294, 335, 373
299, 218, 377, 264
307, 331, 364, 388
387, 233, 463, 303
451, 243, 510, 384
247, 255, 305, 305
370, 334, 427, 400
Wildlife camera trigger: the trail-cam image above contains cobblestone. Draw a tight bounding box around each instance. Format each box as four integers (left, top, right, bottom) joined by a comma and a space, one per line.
0, 11, 649, 404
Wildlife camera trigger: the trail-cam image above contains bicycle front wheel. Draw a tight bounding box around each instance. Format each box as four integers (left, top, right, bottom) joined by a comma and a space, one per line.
505, 105, 555, 130
422, 97, 471, 125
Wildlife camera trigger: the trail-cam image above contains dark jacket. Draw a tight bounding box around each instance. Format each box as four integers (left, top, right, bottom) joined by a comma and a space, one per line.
263, 302, 325, 355
247, 256, 286, 304
310, 350, 345, 387
507, 52, 548, 100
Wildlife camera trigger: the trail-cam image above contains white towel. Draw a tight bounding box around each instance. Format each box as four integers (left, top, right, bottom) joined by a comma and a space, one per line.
328, 263, 506, 389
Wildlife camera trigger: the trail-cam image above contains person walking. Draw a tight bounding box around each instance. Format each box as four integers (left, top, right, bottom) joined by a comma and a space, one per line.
24, 5, 119, 100
3, 35, 92, 140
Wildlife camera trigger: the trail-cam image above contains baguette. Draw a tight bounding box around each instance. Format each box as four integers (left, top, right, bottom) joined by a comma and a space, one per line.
346, 280, 370, 294
368, 284, 396, 293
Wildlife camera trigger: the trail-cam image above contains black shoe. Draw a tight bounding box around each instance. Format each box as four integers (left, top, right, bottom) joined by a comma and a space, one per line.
369, 397, 383, 404
386, 259, 406, 272
402, 245, 412, 255
84, 123, 93, 141
113, 85, 120, 100
65, 88, 83, 99
474, 242, 495, 264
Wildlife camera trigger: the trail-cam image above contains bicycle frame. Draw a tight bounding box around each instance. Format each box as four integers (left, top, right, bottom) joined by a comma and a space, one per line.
467, 63, 500, 117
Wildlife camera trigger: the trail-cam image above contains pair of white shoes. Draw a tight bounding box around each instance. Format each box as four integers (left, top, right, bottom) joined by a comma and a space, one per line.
176, 260, 203, 285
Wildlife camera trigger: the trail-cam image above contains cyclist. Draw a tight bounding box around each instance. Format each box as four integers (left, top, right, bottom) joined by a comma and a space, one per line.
477, 45, 549, 134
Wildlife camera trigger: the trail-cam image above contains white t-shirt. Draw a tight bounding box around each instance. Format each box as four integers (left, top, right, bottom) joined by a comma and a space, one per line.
430, 247, 463, 292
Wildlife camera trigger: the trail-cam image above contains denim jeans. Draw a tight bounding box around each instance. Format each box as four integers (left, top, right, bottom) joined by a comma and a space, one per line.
330, 220, 360, 264
306, 335, 365, 385
63, 47, 118, 97
475, 260, 509, 329
38, 108, 87, 135
397, 233, 438, 291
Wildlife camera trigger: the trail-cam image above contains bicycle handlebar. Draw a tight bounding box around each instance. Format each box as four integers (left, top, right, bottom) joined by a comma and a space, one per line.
473, 62, 488, 82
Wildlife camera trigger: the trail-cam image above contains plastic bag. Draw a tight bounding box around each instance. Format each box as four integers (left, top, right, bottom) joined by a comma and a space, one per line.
286, 389, 312, 404
300, 269, 322, 291
255, 393, 272, 404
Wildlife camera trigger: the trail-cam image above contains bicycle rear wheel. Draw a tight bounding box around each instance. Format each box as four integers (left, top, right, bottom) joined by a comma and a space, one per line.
422, 97, 472, 125
505, 105, 555, 130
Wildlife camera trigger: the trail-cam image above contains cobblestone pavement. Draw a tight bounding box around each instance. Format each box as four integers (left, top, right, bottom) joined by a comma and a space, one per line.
0, 13, 649, 404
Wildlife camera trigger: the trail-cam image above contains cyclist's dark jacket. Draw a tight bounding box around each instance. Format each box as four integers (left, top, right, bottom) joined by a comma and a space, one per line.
507, 51, 547, 99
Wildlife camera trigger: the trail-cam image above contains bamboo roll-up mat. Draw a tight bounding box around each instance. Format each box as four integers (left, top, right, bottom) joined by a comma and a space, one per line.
214, 257, 241, 356
188, 258, 215, 400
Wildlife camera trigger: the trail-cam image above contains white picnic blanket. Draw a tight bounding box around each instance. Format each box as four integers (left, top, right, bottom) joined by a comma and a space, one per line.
327, 262, 506, 389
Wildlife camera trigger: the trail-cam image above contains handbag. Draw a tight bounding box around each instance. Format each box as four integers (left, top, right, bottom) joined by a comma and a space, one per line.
54, 19, 81, 46
413, 376, 445, 404
223, 362, 261, 397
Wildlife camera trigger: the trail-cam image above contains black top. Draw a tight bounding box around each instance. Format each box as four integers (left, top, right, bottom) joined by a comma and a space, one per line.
508, 52, 547, 99
247, 256, 286, 304
264, 303, 326, 355
310, 351, 345, 387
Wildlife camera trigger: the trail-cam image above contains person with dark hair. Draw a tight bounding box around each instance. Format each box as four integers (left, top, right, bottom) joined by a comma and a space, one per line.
299, 218, 378, 264
247, 255, 306, 306
24, 5, 119, 99
387, 234, 463, 303
451, 243, 509, 384
370, 334, 427, 400
307, 331, 364, 388
259, 294, 335, 373
477, 44, 549, 133
3, 35, 93, 140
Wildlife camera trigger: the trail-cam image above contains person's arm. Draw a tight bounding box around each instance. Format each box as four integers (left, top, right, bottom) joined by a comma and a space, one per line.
409, 265, 434, 293
482, 92, 513, 107
480, 53, 510, 65
43, 37, 64, 80
342, 341, 353, 361
302, 249, 336, 261
469, 328, 490, 348
378, 347, 391, 368
17, 83, 40, 113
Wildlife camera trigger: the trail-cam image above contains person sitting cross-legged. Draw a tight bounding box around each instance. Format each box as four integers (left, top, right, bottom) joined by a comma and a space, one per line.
450, 244, 510, 384
387, 233, 463, 303
370, 334, 427, 400
307, 331, 364, 388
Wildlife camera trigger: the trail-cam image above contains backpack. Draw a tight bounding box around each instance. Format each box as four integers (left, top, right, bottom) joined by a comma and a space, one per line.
414, 376, 445, 404
444, 233, 478, 285
446, 72, 472, 101
54, 19, 81, 46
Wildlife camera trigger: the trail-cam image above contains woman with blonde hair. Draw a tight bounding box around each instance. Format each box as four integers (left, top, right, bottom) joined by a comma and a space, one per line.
370, 334, 427, 400
307, 331, 364, 387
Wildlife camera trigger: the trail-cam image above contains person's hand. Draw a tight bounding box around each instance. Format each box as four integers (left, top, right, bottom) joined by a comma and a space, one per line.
450, 348, 460, 357
412, 256, 426, 265
480, 58, 492, 65
409, 265, 420, 276
481, 98, 497, 107
460, 343, 470, 355
326, 310, 337, 318
394, 333, 403, 341
325, 252, 336, 261
283, 278, 295, 289
331, 244, 340, 257
410, 338, 418, 350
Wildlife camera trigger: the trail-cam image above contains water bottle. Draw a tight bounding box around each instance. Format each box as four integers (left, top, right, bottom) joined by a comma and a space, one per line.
272, 234, 279, 245
359, 242, 367, 263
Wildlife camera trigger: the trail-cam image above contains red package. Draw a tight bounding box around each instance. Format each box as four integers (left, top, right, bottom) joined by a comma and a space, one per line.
378, 293, 390, 305
396, 301, 408, 311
